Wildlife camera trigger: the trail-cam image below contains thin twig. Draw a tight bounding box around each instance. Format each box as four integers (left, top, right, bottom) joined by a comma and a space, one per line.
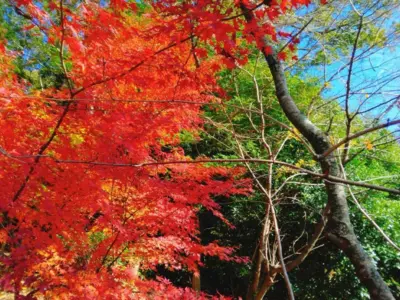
322, 119, 400, 158
342, 16, 363, 163
339, 162, 400, 252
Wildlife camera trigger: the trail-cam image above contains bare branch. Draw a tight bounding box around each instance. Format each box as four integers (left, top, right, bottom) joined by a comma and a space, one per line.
48, 158, 400, 195
278, 204, 329, 273
322, 119, 400, 158
339, 163, 400, 252
278, 17, 314, 53
342, 15, 363, 163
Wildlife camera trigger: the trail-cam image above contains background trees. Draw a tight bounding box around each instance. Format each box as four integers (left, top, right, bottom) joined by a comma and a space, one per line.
0, 0, 399, 299
234, 1, 399, 298
194, 59, 400, 299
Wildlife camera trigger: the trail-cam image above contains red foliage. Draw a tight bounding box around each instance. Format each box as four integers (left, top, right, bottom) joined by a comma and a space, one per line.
0, 0, 309, 298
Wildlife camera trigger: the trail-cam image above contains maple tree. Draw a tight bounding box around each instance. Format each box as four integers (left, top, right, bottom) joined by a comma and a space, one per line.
0, 1, 253, 298
0, 0, 399, 299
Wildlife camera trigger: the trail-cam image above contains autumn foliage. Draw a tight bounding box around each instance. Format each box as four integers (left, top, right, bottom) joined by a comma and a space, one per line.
0, 0, 312, 298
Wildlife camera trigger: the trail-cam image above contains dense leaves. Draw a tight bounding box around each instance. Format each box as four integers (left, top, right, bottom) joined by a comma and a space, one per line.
0, 1, 259, 298
0, 0, 399, 299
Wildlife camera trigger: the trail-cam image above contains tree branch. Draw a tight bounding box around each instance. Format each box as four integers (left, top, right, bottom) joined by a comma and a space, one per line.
49, 158, 400, 195
339, 163, 400, 252
322, 119, 400, 158
342, 16, 363, 163
11, 0, 72, 202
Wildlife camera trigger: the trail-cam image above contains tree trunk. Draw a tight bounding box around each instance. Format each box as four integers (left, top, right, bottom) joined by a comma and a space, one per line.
192, 271, 201, 292
263, 43, 394, 300
246, 242, 263, 300
239, 3, 395, 299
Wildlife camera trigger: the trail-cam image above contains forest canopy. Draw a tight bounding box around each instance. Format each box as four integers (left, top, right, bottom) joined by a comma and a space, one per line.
0, 0, 399, 299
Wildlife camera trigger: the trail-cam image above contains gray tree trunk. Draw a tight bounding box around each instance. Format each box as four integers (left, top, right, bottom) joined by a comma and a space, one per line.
264, 53, 394, 300
239, 3, 395, 299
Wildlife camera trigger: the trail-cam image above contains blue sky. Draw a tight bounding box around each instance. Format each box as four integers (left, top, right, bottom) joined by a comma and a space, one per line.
324, 44, 400, 122
292, 2, 400, 126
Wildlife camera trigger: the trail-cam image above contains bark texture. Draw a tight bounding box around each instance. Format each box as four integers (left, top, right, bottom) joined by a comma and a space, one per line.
240, 3, 395, 299
265, 53, 394, 300
192, 272, 201, 292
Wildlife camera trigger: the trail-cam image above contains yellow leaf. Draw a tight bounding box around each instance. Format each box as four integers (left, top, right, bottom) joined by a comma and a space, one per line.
364, 140, 373, 150
70, 133, 85, 146
328, 269, 337, 281
295, 159, 305, 168
0, 229, 7, 243
287, 128, 301, 141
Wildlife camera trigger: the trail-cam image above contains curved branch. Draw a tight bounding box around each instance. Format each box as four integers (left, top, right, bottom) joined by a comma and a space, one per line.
322, 119, 400, 158
49, 158, 400, 194
239, 2, 396, 299
339, 163, 400, 252
11, 0, 72, 202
